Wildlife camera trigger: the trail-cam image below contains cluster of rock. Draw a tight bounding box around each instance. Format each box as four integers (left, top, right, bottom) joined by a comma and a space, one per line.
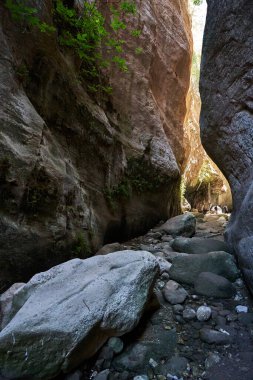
1, 212, 252, 380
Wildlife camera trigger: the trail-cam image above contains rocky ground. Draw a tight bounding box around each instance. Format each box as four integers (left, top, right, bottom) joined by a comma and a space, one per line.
1, 212, 253, 380
77, 213, 253, 380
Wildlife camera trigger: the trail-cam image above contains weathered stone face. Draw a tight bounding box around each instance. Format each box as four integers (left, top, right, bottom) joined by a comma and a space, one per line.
200, 0, 253, 292
0, 1, 192, 287
0, 251, 159, 380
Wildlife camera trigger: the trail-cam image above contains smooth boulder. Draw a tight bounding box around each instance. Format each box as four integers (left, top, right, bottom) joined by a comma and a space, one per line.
171, 237, 230, 254
194, 272, 236, 298
169, 251, 239, 285
155, 213, 196, 237
0, 250, 159, 380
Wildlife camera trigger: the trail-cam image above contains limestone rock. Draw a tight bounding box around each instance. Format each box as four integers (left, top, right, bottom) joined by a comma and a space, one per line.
169, 251, 239, 285
0, 251, 158, 380
200, 0, 253, 293
171, 237, 230, 254
155, 214, 196, 238
194, 272, 236, 298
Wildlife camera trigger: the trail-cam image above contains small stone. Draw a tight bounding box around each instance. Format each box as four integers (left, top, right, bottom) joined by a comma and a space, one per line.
107, 337, 124, 354
149, 358, 158, 368
173, 304, 184, 314
163, 280, 188, 305
200, 328, 232, 345
157, 280, 165, 289
196, 306, 212, 321
93, 370, 110, 380
226, 313, 237, 322
133, 376, 148, 380
161, 273, 170, 281
205, 353, 221, 369
235, 278, 244, 288
236, 305, 248, 313
183, 308, 196, 321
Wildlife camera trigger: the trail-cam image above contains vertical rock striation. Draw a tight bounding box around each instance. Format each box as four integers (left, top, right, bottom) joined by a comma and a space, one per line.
200, 0, 253, 292
0, 0, 192, 287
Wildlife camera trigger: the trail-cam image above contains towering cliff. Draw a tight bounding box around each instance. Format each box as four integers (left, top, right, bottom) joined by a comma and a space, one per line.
183, 1, 232, 212
200, 0, 253, 292
0, 0, 192, 287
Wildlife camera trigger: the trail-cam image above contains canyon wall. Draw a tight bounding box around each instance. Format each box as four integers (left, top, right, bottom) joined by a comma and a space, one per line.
200, 0, 253, 291
0, 0, 192, 287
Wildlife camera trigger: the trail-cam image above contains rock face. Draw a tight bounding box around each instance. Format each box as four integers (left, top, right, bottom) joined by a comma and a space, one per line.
0, 250, 158, 380
200, 0, 253, 292
0, 1, 192, 288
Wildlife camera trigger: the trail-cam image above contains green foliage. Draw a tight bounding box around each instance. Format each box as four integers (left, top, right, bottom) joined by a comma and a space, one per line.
72, 232, 91, 258
5, 0, 142, 93
198, 160, 215, 186
192, 0, 203, 5
5, 0, 55, 33
104, 157, 171, 211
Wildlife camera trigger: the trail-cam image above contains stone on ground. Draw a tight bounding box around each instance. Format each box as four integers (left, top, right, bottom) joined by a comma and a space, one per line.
196, 306, 212, 321
200, 329, 232, 345
162, 280, 188, 304
171, 237, 230, 254
169, 251, 239, 285
96, 242, 123, 255
154, 213, 196, 238
0, 251, 158, 380
194, 272, 236, 298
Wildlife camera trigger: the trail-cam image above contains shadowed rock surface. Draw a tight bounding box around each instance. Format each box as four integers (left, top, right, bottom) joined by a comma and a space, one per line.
0, 251, 158, 380
200, 0, 253, 293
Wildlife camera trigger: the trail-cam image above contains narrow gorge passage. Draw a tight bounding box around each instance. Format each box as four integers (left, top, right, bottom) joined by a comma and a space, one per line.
0, 1, 253, 380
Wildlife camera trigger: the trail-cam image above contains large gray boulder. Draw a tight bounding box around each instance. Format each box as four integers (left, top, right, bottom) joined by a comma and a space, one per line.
0, 250, 159, 380
200, 0, 253, 293
171, 237, 230, 254
155, 213, 196, 237
169, 251, 239, 285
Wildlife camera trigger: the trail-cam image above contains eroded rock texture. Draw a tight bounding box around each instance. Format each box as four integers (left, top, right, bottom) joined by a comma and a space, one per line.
200, 1, 253, 292
0, 251, 158, 379
0, 1, 192, 287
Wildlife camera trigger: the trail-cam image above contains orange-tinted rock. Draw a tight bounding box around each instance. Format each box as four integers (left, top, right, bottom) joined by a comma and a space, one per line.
0, 1, 192, 287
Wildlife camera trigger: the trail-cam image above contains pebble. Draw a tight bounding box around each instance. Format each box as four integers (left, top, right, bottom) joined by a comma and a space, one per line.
173, 304, 184, 314
93, 369, 110, 380
149, 358, 158, 368
107, 337, 124, 354
183, 308, 196, 321
197, 306, 212, 321
205, 353, 221, 369
236, 305, 248, 313
133, 376, 149, 380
